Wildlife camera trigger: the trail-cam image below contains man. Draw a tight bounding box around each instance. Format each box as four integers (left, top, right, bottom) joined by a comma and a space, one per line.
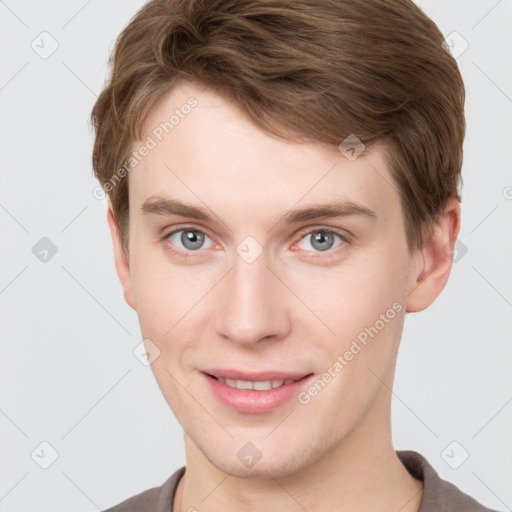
90, 1, 501, 511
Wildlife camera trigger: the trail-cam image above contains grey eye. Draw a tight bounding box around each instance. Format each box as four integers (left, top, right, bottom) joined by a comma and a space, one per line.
169, 229, 213, 251
298, 231, 343, 252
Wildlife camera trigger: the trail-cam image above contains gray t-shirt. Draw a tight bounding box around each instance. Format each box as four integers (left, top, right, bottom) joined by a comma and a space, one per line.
103, 450, 502, 512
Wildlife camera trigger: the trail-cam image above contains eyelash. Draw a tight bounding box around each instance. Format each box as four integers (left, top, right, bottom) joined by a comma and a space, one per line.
160, 225, 349, 261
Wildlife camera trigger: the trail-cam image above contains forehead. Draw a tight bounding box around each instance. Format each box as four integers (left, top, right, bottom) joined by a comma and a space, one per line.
128, 82, 399, 228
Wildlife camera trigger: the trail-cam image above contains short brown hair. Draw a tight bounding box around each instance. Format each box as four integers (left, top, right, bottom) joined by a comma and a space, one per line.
91, 0, 465, 256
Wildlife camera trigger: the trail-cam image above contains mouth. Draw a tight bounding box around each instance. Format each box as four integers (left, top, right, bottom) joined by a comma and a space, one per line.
201, 370, 315, 413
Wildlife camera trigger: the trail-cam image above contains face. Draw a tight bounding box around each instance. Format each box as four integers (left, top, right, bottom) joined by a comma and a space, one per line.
107, 80, 446, 479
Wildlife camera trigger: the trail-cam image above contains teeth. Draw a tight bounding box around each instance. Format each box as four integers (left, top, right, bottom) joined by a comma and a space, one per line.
217, 377, 297, 390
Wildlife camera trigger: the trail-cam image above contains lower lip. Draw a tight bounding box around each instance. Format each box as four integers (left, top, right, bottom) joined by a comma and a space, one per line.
202, 372, 314, 413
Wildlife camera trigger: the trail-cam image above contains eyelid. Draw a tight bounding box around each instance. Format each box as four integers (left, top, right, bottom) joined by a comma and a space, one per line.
294, 225, 351, 243
161, 223, 217, 242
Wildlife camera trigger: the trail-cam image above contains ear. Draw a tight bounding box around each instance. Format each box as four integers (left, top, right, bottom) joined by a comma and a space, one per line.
106, 203, 136, 311
405, 196, 461, 313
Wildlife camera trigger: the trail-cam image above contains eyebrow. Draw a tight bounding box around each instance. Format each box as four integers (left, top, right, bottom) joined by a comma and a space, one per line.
140, 196, 377, 224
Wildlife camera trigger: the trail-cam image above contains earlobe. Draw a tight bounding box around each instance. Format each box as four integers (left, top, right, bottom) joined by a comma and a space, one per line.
106, 205, 137, 311
405, 197, 461, 313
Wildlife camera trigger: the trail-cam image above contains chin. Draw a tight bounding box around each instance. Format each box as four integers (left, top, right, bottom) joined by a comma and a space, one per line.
203, 441, 315, 480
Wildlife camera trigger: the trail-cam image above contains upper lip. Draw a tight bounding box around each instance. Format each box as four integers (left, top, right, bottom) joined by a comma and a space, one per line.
202, 369, 312, 381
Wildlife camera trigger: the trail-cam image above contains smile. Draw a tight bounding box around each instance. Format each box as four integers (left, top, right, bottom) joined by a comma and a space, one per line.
212, 376, 299, 390
203, 372, 315, 413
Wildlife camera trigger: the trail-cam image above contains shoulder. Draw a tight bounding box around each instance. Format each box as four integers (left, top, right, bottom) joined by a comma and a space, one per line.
397, 450, 502, 512
102, 467, 186, 512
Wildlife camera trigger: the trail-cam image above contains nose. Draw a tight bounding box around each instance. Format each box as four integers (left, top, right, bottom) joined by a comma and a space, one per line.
214, 248, 292, 347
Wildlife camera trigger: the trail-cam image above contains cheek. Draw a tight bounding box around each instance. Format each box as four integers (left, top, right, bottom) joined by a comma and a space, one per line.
129, 250, 216, 357
292, 256, 404, 335
288, 250, 407, 391
129, 250, 183, 340
293, 262, 406, 425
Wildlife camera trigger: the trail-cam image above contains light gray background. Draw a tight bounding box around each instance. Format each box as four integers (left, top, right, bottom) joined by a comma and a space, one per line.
1, 1, 511, 511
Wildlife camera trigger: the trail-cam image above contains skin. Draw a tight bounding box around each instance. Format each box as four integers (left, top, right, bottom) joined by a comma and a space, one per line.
107, 80, 461, 512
